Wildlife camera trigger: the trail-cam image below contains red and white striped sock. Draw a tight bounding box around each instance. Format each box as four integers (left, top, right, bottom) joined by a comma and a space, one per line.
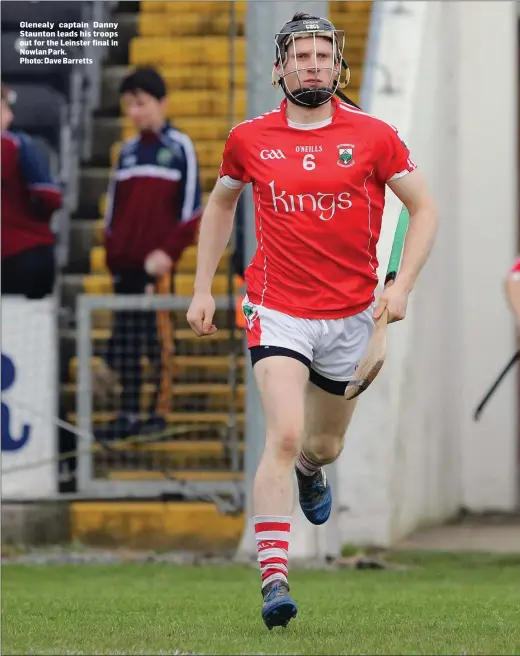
255, 515, 291, 591
296, 451, 322, 477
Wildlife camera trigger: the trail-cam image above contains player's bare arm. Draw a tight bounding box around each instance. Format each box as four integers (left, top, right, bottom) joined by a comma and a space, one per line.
374, 168, 438, 323
187, 179, 242, 336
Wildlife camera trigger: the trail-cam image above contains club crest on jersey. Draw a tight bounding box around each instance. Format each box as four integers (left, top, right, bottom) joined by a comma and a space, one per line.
157, 148, 173, 166
337, 144, 355, 168
242, 301, 258, 328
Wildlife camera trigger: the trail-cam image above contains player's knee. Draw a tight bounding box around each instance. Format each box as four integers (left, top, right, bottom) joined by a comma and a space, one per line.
306, 433, 344, 465
268, 427, 302, 462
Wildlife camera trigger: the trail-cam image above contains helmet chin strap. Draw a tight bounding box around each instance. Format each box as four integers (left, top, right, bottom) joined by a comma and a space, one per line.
281, 80, 337, 108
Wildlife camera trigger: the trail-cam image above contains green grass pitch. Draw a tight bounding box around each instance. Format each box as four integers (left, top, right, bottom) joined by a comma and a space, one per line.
2, 551, 520, 655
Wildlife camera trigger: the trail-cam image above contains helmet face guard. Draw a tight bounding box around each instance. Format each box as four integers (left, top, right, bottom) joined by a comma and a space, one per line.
273, 17, 350, 108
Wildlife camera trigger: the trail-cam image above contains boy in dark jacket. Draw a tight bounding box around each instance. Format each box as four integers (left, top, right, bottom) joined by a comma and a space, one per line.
101, 67, 202, 439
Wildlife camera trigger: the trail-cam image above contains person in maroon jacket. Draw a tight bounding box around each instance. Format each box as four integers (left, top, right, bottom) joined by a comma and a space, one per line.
1, 83, 62, 299
99, 68, 202, 440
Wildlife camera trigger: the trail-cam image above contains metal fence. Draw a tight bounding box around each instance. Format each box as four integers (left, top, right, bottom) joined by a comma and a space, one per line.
74, 294, 244, 510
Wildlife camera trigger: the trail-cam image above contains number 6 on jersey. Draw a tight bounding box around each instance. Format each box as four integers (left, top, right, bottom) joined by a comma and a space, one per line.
303, 154, 315, 170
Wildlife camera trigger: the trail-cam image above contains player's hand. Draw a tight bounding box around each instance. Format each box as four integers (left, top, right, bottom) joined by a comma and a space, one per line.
144, 249, 172, 277
373, 281, 410, 324
187, 292, 217, 337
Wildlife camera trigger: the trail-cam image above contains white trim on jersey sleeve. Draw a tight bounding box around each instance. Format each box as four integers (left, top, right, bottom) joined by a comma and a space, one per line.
388, 169, 412, 182
220, 175, 245, 190
509, 271, 520, 281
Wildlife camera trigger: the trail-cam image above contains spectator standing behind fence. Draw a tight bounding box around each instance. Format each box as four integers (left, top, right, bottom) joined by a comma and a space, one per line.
97, 67, 202, 441
1, 83, 62, 299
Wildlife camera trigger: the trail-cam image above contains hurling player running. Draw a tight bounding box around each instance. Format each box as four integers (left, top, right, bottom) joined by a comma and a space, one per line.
187, 13, 438, 629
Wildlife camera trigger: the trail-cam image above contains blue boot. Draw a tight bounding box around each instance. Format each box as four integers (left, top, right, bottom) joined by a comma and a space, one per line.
261, 580, 298, 630
296, 466, 332, 525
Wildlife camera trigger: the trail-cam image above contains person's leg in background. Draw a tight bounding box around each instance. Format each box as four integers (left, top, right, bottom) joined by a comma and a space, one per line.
102, 270, 151, 439
142, 273, 174, 433
1, 244, 55, 299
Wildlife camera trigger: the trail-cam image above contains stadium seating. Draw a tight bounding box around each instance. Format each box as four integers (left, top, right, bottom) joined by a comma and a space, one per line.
1, 32, 82, 99
89, 244, 231, 275
8, 84, 66, 152
0, 1, 86, 31
123, 116, 232, 142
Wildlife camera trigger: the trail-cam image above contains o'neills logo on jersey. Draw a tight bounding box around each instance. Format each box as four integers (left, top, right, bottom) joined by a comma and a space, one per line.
269, 180, 352, 221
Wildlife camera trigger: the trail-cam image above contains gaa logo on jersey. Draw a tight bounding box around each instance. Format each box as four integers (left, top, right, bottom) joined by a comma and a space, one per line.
337, 144, 355, 168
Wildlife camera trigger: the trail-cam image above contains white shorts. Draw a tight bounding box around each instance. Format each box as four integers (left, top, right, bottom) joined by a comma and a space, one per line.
242, 296, 374, 394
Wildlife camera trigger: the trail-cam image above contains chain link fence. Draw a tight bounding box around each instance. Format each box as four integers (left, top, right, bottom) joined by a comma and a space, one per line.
73, 294, 244, 508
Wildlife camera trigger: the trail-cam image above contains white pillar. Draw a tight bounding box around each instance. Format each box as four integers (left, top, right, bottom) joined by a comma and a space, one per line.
455, 0, 518, 510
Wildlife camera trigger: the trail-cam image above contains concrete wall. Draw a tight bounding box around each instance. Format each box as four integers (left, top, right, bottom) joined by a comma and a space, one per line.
338, 0, 518, 547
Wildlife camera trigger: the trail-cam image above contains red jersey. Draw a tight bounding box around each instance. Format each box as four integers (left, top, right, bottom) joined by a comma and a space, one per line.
510, 257, 520, 279
219, 97, 416, 319
1, 131, 62, 259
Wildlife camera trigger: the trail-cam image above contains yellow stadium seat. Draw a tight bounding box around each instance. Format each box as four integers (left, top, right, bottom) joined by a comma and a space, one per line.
343, 89, 360, 105
130, 36, 246, 67
139, 12, 246, 37
90, 246, 105, 273
333, 1, 373, 13
161, 1, 247, 14
84, 275, 112, 295
194, 140, 226, 168
109, 142, 120, 168
122, 117, 232, 142
175, 245, 232, 275
99, 193, 107, 218
139, 1, 170, 12
161, 65, 247, 91
330, 14, 371, 29
84, 273, 241, 296
165, 90, 245, 119
69, 355, 245, 383
90, 245, 231, 275
94, 219, 104, 244
123, 66, 247, 91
